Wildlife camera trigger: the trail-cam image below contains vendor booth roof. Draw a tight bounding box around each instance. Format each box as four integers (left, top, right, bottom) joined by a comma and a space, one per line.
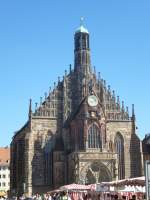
102, 176, 145, 187
0, 191, 6, 196
59, 183, 90, 190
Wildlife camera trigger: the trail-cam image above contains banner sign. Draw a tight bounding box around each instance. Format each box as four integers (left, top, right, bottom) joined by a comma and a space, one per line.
145, 160, 150, 200
96, 184, 110, 192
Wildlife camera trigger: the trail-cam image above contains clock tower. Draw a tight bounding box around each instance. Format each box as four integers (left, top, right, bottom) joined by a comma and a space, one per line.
73, 20, 95, 108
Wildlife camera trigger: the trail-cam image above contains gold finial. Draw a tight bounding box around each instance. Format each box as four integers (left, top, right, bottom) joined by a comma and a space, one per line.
80, 17, 84, 26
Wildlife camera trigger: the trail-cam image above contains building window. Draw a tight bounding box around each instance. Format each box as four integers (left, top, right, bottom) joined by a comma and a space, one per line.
2, 182, 6, 186
0, 175, 1, 178
2, 175, 6, 178
88, 123, 101, 148
115, 132, 125, 179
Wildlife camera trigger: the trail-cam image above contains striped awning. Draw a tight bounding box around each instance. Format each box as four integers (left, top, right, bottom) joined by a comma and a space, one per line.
59, 183, 90, 190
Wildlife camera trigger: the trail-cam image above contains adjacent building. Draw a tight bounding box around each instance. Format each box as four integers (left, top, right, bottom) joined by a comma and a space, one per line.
0, 147, 10, 195
142, 134, 150, 163
10, 24, 143, 196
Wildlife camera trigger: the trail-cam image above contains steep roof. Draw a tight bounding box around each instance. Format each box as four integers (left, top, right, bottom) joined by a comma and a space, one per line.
0, 147, 10, 166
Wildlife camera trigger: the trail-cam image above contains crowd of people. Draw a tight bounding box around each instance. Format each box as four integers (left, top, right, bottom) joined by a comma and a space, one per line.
23, 193, 143, 200
0, 191, 71, 200
0, 192, 145, 200
30, 191, 72, 200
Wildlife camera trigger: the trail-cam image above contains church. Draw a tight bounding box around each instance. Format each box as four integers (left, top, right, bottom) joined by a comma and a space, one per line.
10, 23, 143, 196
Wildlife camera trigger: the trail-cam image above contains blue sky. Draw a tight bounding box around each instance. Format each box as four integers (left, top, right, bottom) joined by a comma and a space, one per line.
0, 0, 150, 146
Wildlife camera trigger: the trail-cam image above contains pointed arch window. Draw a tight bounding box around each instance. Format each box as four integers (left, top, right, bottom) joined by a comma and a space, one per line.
115, 132, 125, 179
88, 124, 101, 148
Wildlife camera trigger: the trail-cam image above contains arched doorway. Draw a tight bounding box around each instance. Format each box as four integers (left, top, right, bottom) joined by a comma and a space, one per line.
84, 162, 112, 184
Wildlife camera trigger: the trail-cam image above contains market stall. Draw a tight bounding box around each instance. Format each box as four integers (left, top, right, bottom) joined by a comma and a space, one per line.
59, 183, 91, 199
81, 177, 146, 200
53, 177, 146, 200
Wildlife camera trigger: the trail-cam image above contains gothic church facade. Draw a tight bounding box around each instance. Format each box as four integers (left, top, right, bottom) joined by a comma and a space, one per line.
10, 24, 143, 196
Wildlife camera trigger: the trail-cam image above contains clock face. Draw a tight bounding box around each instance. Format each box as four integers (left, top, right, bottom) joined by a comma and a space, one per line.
88, 95, 98, 107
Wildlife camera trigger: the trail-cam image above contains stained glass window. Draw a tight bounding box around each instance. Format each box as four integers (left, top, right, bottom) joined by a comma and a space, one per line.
115, 132, 125, 179
88, 124, 101, 148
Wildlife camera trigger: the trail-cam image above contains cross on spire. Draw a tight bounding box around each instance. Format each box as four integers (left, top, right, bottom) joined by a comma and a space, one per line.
80, 17, 84, 26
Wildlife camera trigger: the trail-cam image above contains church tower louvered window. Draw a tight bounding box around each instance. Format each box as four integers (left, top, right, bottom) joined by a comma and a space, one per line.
115, 133, 125, 179
88, 124, 101, 148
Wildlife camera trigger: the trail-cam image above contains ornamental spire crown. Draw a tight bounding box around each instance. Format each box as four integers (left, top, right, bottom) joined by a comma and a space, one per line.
75, 17, 89, 34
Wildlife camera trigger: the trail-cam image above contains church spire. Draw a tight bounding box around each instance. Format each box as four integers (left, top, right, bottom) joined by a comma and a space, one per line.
132, 104, 136, 134
28, 98, 32, 119
74, 18, 91, 74
132, 104, 135, 121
